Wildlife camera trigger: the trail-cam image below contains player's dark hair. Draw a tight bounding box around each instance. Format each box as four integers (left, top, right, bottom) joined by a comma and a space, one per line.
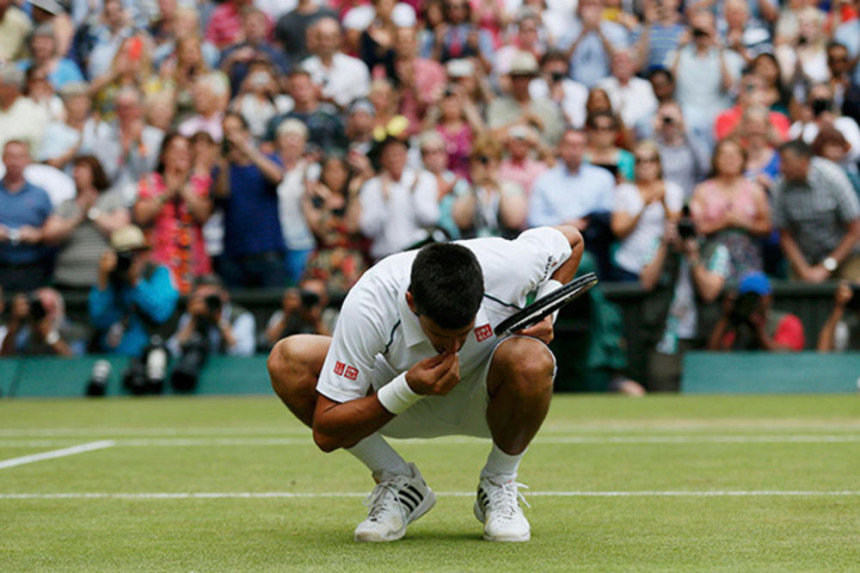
409, 243, 484, 330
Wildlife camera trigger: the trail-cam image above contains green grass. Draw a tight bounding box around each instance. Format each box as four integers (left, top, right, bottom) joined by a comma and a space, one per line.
2, 395, 860, 572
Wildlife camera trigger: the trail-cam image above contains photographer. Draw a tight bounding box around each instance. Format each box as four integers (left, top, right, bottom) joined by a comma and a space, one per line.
707, 271, 805, 352
264, 278, 333, 346
639, 211, 730, 391
0, 287, 83, 356
817, 281, 860, 352
89, 225, 179, 356
167, 274, 255, 358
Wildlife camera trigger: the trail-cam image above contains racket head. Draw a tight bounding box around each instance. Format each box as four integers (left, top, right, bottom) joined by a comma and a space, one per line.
493, 272, 599, 337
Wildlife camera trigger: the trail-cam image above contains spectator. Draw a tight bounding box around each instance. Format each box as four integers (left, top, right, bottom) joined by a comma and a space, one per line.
714, 72, 791, 142
634, 0, 685, 71
220, 7, 290, 97
812, 126, 860, 194
708, 271, 805, 352
834, 0, 860, 90
84, 86, 164, 203
302, 154, 371, 296
133, 132, 213, 295
38, 82, 96, 173
0, 0, 32, 64
487, 51, 564, 146
528, 50, 588, 129
231, 60, 292, 140
303, 17, 370, 110
274, 120, 318, 284
639, 216, 730, 391
612, 140, 684, 282
827, 41, 860, 126
774, 139, 860, 282
275, 0, 339, 62
718, 0, 772, 66
152, 8, 220, 71
690, 138, 771, 283
422, 0, 494, 67
45, 155, 130, 291
216, 113, 288, 288
178, 73, 230, 142
167, 274, 255, 359
597, 49, 659, 130
789, 83, 860, 164
497, 125, 551, 198
206, 0, 266, 52
0, 288, 83, 356
528, 129, 616, 278
585, 111, 635, 182
447, 57, 495, 116
585, 86, 635, 151
88, 225, 179, 356
345, 98, 377, 155
741, 106, 782, 193
85, 0, 135, 80
559, 0, 630, 88
16, 24, 85, 90
24, 64, 64, 123
379, 25, 447, 133
451, 135, 528, 239
653, 101, 710, 200
264, 277, 334, 347
817, 280, 860, 352
89, 34, 155, 121
344, 0, 416, 61
750, 52, 792, 116
0, 66, 50, 155
775, 6, 830, 90
358, 136, 439, 261
424, 84, 485, 179
669, 10, 743, 149
493, 9, 545, 85
0, 141, 58, 292
29, 0, 76, 58
418, 130, 469, 239
153, 35, 213, 121
647, 68, 676, 106
266, 67, 349, 153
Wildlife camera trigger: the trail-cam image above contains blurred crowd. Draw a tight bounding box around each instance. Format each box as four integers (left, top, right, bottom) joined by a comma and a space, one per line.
1, 0, 860, 390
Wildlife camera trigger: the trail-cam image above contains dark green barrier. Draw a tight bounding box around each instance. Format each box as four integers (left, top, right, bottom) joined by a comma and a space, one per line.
682, 351, 860, 394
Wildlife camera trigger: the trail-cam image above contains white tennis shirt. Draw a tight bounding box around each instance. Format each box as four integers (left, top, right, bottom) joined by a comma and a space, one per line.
317, 227, 573, 404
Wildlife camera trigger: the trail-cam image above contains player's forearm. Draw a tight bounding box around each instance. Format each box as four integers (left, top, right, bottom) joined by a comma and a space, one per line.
312, 395, 396, 452
550, 225, 584, 284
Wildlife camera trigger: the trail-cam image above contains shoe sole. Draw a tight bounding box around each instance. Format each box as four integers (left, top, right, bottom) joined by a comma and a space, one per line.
354, 488, 437, 543
473, 500, 530, 542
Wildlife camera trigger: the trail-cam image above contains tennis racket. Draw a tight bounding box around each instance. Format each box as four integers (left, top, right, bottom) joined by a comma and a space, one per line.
493, 272, 599, 337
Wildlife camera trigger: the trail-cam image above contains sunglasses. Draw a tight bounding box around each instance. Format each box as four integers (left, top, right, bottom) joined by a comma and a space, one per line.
635, 156, 659, 164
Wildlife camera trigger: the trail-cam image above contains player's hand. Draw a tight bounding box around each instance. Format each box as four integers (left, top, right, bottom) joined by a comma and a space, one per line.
515, 315, 554, 344
405, 352, 460, 396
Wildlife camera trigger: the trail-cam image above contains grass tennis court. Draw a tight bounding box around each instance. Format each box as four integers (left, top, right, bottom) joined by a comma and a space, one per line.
2, 394, 859, 572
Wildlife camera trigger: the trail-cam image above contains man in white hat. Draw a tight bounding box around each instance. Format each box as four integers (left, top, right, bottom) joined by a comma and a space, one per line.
487, 51, 564, 146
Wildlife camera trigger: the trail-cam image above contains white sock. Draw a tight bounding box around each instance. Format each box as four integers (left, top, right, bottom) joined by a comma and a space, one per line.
346, 434, 411, 477
480, 443, 525, 479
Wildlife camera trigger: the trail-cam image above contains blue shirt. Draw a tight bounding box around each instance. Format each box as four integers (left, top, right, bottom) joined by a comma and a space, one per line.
559, 21, 629, 88
17, 59, 85, 89
527, 164, 616, 227
89, 264, 179, 356
224, 156, 285, 257
0, 179, 53, 265
631, 23, 685, 71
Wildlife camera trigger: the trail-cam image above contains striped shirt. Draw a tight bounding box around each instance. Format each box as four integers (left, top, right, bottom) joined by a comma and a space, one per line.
772, 158, 860, 264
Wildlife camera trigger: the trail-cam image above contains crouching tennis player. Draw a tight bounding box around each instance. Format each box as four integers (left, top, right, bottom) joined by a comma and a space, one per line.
268, 225, 583, 542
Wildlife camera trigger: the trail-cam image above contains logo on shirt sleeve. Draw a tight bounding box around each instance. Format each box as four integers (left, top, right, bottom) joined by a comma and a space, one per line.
334, 361, 346, 375
475, 324, 493, 342
345, 366, 359, 380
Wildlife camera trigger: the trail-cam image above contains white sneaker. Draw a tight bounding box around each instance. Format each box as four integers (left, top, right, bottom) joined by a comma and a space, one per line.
473, 475, 531, 542
354, 463, 436, 542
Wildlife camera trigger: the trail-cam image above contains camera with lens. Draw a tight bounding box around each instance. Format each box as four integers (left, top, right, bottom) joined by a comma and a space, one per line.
730, 292, 761, 325
110, 251, 135, 286
122, 336, 169, 395
550, 71, 565, 83
811, 98, 833, 117
676, 207, 697, 240
170, 333, 208, 393
29, 294, 47, 322
204, 293, 222, 316
300, 290, 321, 310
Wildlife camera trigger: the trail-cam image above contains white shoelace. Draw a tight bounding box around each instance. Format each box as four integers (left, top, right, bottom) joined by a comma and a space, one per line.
486, 481, 531, 518
364, 477, 410, 523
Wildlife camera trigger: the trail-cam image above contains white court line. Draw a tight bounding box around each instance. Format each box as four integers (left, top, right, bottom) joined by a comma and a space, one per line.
2, 435, 860, 448
0, 441, 115, 470
2, 490, 860, 500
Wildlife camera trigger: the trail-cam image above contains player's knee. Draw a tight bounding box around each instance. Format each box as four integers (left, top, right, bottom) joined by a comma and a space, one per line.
494, 338, 555, 397
268, 336, 310, 398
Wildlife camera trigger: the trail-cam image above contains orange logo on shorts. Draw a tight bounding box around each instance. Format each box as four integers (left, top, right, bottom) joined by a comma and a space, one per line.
475, 324, 493, 342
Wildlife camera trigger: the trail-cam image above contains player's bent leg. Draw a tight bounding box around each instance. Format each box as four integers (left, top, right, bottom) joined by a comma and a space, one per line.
268, 334, 331, 428
476, 336, 555, 543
